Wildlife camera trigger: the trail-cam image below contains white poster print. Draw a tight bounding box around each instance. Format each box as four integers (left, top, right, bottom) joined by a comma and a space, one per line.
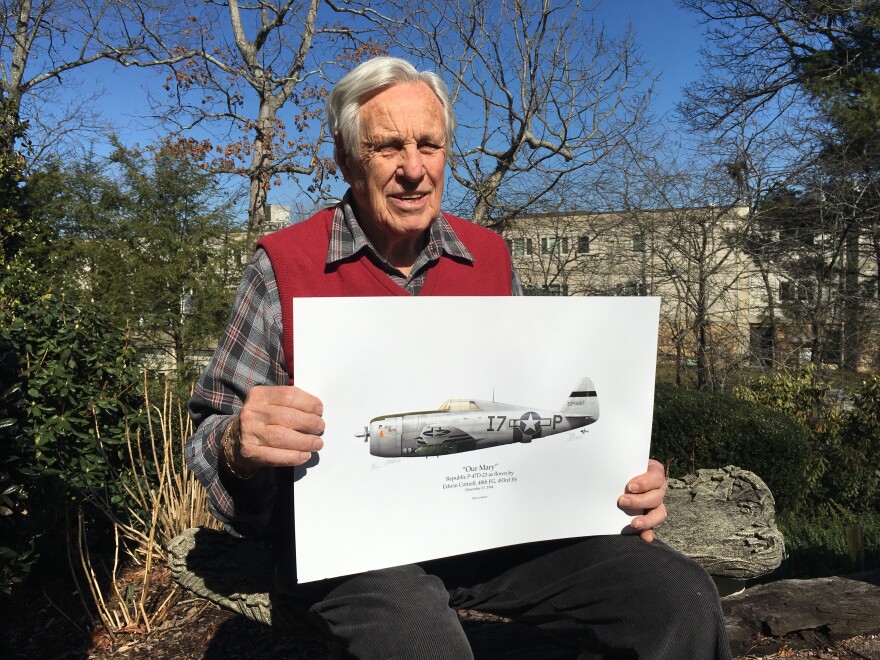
292, 296, 660, 583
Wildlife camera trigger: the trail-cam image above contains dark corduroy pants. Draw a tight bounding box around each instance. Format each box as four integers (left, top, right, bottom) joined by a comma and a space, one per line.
285, 535, 732, 660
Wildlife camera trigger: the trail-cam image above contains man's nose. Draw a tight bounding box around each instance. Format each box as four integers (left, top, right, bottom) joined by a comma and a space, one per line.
398, 146, 424, 180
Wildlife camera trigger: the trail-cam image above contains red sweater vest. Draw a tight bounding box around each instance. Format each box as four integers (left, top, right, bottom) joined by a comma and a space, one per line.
256, 207, 512, 378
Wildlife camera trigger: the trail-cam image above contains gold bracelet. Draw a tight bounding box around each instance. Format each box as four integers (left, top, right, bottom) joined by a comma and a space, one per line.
221, 415, 257, 481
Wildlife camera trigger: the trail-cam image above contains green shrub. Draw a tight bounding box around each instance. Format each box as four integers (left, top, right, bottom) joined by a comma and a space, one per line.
0, 274, 147, 591
734, 368, 880, 514
651, 383, 817, 513
824, 375, 880, 513
733, 364, 844, 436
0, 340, 37, 595
778, 509, 880, 577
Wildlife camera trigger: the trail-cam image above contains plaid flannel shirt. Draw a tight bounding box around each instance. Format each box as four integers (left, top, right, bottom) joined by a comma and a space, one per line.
185, 194, 520, 535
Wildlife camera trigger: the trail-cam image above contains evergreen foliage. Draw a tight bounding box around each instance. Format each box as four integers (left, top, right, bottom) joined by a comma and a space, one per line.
778, 509, 880, 577
655, 371, 880, 573
797, 1, 880, 155
0, 275, 147, 578
0, 102, 37, 594
27, 143, 243, 378
0, 115, 147, 594
651, 382, 817, 513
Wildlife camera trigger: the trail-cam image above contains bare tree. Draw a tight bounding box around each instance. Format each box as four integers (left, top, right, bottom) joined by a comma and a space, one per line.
613, 144, 756, 389
677, 0, 839, 137
677, 0, 880, 372
651, 203, 754, 390
0, 0, 186, 160
390, 0, 652, 227
150, 0, 400, 234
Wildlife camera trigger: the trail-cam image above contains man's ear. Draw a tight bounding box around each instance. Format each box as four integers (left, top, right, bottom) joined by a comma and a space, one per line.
334, 132, 353, 183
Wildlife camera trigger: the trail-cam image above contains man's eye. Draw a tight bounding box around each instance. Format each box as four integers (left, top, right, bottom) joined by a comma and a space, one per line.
419, 144, 442, 154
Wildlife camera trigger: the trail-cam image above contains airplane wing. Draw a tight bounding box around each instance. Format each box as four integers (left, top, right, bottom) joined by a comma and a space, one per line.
417, 425, 484, 446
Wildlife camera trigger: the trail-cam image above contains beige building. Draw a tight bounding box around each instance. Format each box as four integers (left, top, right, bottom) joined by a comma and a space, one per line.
502, 205, 880, 378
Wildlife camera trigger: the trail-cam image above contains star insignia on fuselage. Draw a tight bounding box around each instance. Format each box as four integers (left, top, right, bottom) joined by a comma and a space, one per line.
519, 411, 542, 434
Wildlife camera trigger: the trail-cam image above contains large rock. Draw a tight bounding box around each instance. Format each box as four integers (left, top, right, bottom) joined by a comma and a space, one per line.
723, 569, 880, 654
655, 465, 784, 580
169, 466, 784, 633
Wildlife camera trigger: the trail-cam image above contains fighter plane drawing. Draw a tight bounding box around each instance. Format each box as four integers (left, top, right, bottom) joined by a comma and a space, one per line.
356, 377, 599, 457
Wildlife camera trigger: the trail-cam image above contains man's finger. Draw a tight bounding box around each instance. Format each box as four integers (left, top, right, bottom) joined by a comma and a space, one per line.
246, 384, 324, 416
631, 503, 668, 535
625, 458, 666, 494
241, 404, 325, 437
240, 424, 324, 458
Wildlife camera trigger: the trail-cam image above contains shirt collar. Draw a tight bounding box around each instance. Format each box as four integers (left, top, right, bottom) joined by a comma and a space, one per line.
327, 190, 474, 267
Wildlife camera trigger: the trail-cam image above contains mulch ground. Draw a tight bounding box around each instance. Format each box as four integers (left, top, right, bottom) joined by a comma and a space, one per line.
4, 564, 880, 659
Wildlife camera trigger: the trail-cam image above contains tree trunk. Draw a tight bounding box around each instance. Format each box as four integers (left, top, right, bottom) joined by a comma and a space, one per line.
246, 102, 277, 236
758, 264, 778, 366
842, 229, 862, 369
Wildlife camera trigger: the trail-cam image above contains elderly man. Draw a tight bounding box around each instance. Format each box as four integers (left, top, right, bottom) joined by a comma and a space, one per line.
187, 57, 731, 659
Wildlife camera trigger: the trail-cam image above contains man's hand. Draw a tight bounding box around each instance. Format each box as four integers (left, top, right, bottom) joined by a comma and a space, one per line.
227, 385, 325, 476
617, 459, 668, 543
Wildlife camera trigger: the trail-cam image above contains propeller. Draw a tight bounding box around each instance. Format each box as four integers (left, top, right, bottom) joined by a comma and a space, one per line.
355, 426, 369, 442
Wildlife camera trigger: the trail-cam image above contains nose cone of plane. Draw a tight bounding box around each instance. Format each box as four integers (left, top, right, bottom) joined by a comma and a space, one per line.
369, 419, 402, 457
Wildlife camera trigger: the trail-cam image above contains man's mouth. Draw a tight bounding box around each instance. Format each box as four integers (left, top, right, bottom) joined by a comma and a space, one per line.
393, 192, 428, 201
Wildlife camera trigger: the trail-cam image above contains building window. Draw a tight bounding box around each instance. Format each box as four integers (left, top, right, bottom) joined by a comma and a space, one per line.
632, 233, 645, 251
549, 283, 568, 296
523, 284, 569, 296
749, 325, 774, 367
797, 281, 814, 302
780, 279, 814, 302
821, 326, 842, 366
541, 236, 569, 255
779, 281, 794, 301
577, 235, 591, 254
180, 288, 193, 317
506, 238, 533, 256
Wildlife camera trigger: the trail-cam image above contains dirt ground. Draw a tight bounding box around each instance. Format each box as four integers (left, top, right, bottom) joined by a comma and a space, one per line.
4, 565, 880, 660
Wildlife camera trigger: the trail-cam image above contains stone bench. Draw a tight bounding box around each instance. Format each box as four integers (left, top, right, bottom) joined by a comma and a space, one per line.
169, 465, 783, 645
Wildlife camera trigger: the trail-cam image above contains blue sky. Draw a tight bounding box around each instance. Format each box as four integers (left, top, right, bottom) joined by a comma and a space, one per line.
594, 1, 704, 120
94, 2, 704, 131
39, 1, 708, 213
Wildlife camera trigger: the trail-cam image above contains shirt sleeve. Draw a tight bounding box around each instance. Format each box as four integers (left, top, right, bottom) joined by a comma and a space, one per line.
185, 249, 287, 537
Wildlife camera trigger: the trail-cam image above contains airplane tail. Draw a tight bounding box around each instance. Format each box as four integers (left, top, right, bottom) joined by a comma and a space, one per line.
560, 377, 599, 420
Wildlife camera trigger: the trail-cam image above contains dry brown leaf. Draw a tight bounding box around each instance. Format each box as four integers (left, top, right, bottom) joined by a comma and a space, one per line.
120, 623, 146, 634
90, 628, 113, 649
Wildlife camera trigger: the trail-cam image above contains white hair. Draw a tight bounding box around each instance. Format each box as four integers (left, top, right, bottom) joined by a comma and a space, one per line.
326, 56, 455, 162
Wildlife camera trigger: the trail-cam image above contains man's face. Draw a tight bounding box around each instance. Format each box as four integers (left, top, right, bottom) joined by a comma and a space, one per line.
339, 82, 447, 247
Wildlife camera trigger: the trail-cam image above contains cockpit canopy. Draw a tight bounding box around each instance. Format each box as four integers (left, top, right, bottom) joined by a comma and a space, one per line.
438, 399, 481, 412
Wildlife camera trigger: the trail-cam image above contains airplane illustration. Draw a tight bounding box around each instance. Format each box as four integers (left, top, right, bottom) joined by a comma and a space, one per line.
356, 377, 599, 457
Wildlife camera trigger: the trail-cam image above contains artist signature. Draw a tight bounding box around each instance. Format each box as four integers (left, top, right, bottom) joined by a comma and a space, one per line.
370, 458, 403, 471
